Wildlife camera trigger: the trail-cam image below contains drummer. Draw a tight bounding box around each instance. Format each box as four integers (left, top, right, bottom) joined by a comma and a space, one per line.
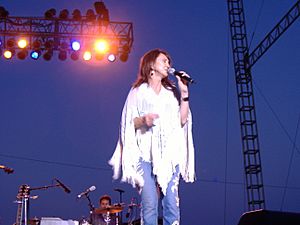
99, 195, 112, 208
91, 195, 117, 225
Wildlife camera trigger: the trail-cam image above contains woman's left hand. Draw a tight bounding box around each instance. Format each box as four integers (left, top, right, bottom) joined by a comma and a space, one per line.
176, 71, 189, 95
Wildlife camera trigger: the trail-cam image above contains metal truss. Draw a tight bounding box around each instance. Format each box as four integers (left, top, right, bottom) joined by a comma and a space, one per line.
227, 0, 300, 211
0, 16, 133, 56
248, 0, 300, 68
227, 0, 266, 211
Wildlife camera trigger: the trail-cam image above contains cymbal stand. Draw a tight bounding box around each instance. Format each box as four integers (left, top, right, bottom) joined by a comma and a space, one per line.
127, 200, 140, 225
114, 189, 124, 225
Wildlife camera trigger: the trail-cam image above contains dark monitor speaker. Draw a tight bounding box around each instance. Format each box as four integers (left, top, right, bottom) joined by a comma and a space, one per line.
238, 210, 300, 225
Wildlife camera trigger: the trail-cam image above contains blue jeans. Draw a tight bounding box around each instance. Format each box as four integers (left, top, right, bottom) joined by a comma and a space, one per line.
139, 161, 180, 225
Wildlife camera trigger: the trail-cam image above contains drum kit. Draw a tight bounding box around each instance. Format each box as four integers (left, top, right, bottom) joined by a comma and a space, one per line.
9, 178, 141, 225
23, 202, 139, 225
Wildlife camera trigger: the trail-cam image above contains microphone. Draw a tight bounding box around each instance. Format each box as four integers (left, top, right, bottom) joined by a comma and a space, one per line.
168, 67, 196, 84
55, 178, 71, 194
114, 188, 125, 193
77, 186, 96, 198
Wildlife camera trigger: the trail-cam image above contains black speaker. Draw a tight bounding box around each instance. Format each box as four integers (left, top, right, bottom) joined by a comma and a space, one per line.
238, 210, 300, 225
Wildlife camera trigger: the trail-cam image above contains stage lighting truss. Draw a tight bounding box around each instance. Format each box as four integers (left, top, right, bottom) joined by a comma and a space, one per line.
0, 2, 133, 62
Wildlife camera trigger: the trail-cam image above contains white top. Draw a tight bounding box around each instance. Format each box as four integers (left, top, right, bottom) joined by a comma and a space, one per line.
109, 83, 195, 195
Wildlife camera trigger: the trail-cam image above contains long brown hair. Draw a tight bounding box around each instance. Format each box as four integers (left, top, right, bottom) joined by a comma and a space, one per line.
132, 49, 179, 101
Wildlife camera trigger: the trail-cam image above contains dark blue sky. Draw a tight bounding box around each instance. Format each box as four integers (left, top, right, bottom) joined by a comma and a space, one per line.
1, 1, 300, 224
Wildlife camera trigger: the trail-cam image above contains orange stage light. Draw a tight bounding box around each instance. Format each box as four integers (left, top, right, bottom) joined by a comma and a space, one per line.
94, 39, 109, 54
17, 39, 28, 49
3, 50, 13, 59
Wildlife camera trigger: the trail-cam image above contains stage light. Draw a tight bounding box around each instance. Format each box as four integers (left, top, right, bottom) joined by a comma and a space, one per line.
17, 49, 28, 60
71, 41, 81, 51
30, 50, 41, 60
122, 44, 130, 53
94, 39, 109, 53
107, 53, 116, 62
71, 51, 79, 61
3, 50, 13, 59
59, 9, 69, 19
43, 50, 53, 61
86, 9, 96, 21
44, 40, 54, 50
94, 2, 109, 26
110, 43, 118, 53
0, 6, 9, 18
31, 40, 41, 60
45, 8, 56, 19
101, 9, 110, 25
120, 44, 130, 62
95, 53, 104, 61
94, 2, 106, 15
120, 52, 128, 62
60, 41, 69, 50
72, 9, 82, 21
7, 38, 15, 48
83, 51, 92, 61
33, 40, 42, 49
17, 39, 28, 49
58, 50, 67, 61
108, 43, 118, 62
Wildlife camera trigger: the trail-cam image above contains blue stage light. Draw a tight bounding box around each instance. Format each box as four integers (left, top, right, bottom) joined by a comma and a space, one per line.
71, 41, 81, 51
30, 51, 40, 60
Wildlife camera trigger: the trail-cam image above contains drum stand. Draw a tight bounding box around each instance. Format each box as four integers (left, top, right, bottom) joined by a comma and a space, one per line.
103, 212, 112, 225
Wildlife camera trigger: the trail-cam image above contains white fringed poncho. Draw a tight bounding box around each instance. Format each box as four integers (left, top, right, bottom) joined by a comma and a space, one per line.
109, 83, 195, 195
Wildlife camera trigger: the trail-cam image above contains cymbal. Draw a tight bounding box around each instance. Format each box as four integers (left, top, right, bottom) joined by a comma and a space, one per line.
94, 206, 123, 214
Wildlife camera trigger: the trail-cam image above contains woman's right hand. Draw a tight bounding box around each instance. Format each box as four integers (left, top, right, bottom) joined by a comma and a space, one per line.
144, 113, 159, 127
134, 113, 159, 129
